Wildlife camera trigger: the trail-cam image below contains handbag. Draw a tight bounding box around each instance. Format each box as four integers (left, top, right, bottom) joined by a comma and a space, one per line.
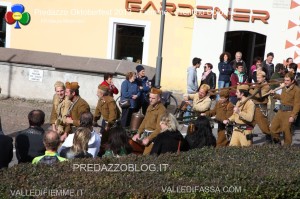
119, 99, 131, 108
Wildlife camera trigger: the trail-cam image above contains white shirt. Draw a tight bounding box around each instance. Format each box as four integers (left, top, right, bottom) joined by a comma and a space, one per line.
58, 130, 101, 158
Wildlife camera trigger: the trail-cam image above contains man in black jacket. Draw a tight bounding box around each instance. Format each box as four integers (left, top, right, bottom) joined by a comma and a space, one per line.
262, 52, 275, 81
0, 134, 13, 169
15, 110, 46, 163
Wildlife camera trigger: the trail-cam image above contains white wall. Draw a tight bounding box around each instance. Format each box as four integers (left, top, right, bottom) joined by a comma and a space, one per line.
0, 62, 124, 108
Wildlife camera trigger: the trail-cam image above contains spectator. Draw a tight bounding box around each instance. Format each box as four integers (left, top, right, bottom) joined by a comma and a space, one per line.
15, 110, 46, 163
0, 134, 13, 169
103, 126, 132, 158
120, 72, 140, 127
60, 127, 93, 159
150, 113, 188, 156
296, 63, 300, 86
288, 63, 297, 74
136, 65, 151, 115
218, 52, 233, 89
185, 116, 216, 149
252, 63, 267, 83
32, 130, 66, 164
100, 73, 119, 96
185, 57, 202, 120
250, 57, 262, 82
229, 62, 248, 105
187, 57, 201, 94
270, 64, 286, 89
58, 112, 101, 157
201, 63, 216, 90
262, 52, 274, 81
285, 57, 293, 71
0, 116, 3, 135
230, 51, 247, 75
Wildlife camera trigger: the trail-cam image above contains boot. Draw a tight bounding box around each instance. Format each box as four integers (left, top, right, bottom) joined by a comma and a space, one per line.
265, 134, 273, 144
272, 138, 281, 146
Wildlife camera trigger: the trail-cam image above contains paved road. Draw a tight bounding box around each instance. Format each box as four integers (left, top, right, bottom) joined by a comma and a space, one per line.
1, 97, 299, 167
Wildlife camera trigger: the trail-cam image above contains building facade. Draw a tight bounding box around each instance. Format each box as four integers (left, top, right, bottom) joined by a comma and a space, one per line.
0, 0, 299, 93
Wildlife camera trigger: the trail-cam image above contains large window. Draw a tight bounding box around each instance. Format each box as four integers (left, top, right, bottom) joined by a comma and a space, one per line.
107, 18, 150, 65
114, 24, 144, 63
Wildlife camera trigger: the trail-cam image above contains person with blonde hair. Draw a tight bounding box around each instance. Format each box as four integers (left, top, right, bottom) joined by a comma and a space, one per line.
60, 127, 93, 159
150, 113, 188, 155
50, 81, 72, 141
183, 84, 212, 114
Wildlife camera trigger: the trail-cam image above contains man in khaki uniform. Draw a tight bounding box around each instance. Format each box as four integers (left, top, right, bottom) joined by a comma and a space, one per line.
223, 85, 255, 146
249, 71, 272, 143
270, 72, 300, 145
132, 88, 166, 155
65, 82, 90, 134
94, 85, 119, 142
202, 89, 234, 147
50, 81, 71, 141
184, 84, 212, 115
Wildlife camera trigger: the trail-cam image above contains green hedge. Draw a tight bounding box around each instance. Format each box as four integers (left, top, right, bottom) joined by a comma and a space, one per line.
1, 146, 300, 198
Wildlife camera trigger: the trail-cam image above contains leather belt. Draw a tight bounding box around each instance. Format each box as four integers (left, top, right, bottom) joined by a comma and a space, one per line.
279, 104, 293, 111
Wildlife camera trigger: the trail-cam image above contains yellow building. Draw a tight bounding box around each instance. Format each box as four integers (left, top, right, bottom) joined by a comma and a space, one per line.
0, 0, 195, 92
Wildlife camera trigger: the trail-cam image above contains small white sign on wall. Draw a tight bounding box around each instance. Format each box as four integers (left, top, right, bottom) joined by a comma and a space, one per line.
29, 69, 43, 82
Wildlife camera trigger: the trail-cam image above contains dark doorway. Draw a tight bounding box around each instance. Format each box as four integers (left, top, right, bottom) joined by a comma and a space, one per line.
0, 6, 7, 47
224, 31, 266, 74
114, 24, 144, 63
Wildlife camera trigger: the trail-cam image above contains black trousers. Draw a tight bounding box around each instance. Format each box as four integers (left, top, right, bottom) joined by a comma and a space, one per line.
121, 108, 138, 128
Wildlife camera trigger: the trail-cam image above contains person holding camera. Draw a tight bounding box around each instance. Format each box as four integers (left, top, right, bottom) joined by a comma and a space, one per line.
223, 84, 255, 146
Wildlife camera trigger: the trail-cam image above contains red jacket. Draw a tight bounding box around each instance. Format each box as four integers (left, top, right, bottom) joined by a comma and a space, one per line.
230, 73, 248, 97
100, 81, 119, 96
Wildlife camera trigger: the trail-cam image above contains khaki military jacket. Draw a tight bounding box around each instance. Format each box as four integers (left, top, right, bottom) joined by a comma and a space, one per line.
68, 97, 90, 127
273, 84, 300, 119
94, 96, 119, 125
249, 81, 270, 104
205, 101, 234, 122
138, 102, 166, 141
228, 99, 255, 124
188, 94, 211, 113
50, 95, 71, 123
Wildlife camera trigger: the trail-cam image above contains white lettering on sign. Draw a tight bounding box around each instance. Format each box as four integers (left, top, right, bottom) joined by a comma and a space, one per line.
29, 69, 43, 82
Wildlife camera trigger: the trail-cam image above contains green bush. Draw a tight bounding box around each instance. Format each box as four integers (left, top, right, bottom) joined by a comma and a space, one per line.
1, 145, 300, 198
